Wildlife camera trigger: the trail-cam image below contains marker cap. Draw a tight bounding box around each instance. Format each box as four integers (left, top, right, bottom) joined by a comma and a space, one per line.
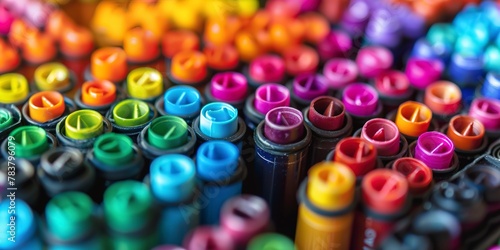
235, 30, 266, 62
414, 131, 454, 170
340, 0, 370, 36
162, 30, 200, 58
0, 73, 29, 104
374, 70, 410, 97
64, 110, 104, 140
264, 106, 304, 144
171, 51, 208, 84
46, 10, 71, 41
204, 45, 239, 71
342, 83, 379, 116
448, 53, 484, 87
199, 102, 238, 138
365, 7, 402, 48
282, 45, 319, 76
0, 108, 13, 130
94, 133, 134, 166
307, 161, 356, 210
481, 72, 500, 100
45, 191, 93, 240
269, 20, 304, 53
0, 39, 20, 73
292, 74, 328, 100
247, 233, 296, 250
322, 58, 358, 90
484, 44, 500, 72
362, 169, 408, 214
22, 31, 57, 64
446, 115, 485, 151
184, 226, 235, 250
462, 164, 500, 204
90, 47, 127, 82
81, 80, 116, 106
317, 30, 352, 61
196, 140, 239, 181
426, 23, 456, 54
28, 91, 65, 123
34, 63, 71, 92
9, 126, 49, 158
104, 180, 153, 233
254, 84, 290, 115
334, 137, 377, 176
405, 57, 444, 90
148, 116, 188, 150
210, 72, 248, 102
127, 67, 164, 100
0, 200, 36, 249
124, 28, 160, 63
395, 101, 432, 138
249, 55, 286, 84
356, 46, 393, 78
299, 12, 330, 44
308, 96, 345, 131
392, 157, 432, 194
9, 19, 32, 48
361, 118, 400, 156
164, 86, 201, 117
150, 154, 196, 203
60, 25, 94, 58
469, 98, 500, 130
424, 81, 461, 115
0, 4, 14, 35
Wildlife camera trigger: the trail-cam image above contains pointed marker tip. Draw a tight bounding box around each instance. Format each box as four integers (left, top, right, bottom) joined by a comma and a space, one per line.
461, 122, 476, 136
323, 101, 335, 117
371, 127, 385, 141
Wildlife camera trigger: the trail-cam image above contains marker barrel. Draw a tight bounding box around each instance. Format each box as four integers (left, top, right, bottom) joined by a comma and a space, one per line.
342, 83, 384, 131
389, 101, 438, 143
1, 126, 57, 166
386, 157, 433, 205
22, 95, 77, 133
0, 159, 40, 209
204, 72, 248, 111
106, 100, 157, 142
469, 98, 500, 140
155, 86, 203, 126
0, 104, 22, 142
447, 53, 484, 88
408, 139, 459, 182
420, 81, 462, 126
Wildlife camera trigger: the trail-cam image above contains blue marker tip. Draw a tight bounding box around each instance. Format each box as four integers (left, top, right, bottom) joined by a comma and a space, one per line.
447, 53, 484, 87
150, 154, 196, 203
482, 1, 500, 38
0, 200, 36, 249
199, 102, 238, 138
455, 34, 488, 57
410, 38, 447, 62
164, 86, 201, 117
482, 72, 500, 100
196, 141, 239, 181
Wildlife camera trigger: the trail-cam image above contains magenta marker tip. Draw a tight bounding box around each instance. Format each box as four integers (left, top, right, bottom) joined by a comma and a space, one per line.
469, 98, 500, 130
264, 106, 304, 144
405, 57, 444, 90
184, 226, 234, 250
249, 55, 286, 84
210, 72, 248, 102
292, 74, 328, 100
361, 118, 400, 156
356, 46, 393, 78
254, 83, 290, 115
342, 83, 379, 116
414, 131, 454, 170
375, 70, 410, 97
323, 58, 358, 90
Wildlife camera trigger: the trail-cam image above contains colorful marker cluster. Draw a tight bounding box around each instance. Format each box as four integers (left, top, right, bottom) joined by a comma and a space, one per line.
1, 0, 500, 250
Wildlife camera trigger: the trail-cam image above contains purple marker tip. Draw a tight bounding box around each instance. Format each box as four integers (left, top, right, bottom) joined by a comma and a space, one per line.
405, 57, 444, 90
393, 4, 426, 39
249, 55, 285, 84
469, 98, 500, 130
254, 83, 290, 115
340, 0, 371, 36
342, 83, 379, 116
264, 106, 304, 144
414, 131, 454, 170
356, 46, 393, 78
365, 7, 402, 48
184, 226, 234, 250
323, 58, 358, 90
292, 74, 328, 100
317, 30, 353, 61
210, 72, 248, 102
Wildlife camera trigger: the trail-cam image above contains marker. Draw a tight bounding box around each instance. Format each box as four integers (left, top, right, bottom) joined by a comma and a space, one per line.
317, 30, 352, 62
192, 102, 246, 149
394, 4, 426, 39
220, 195, 270, 248
0, 5, 14, 35
364, 7, 402, 49
424, 23, 456, 61
303, 96, 353, 165
443, 115, 488, 168
203, 45, 240, 73
0, 200, 42, 250
405, 57, 444, 90
352, 169, 410, 250
196, 140, 246, 225
359, 118, 408, 165
459, 160, 500, 214
126, 67, 165, 103
447, 53, 484, 87
410, 38, 448, 61
295, 162, 356, 250
390, 157, 433, 203
356, 46, 393, 79
0, 159, 40, 209
205, 72, 248, 111
423, 81, 462, 125
37, 147, 96, 198
394, 101, 434, 142
245, 55, 286, 89
87, 47, 127, 83
87, 133, 145, 190
184, 226, 234, 250
43, 192, 103, 249
23, 91, 76, 132
244, 83, 291, 130
0, 73, 30, 106
56, 109, 112, 152
124, 28, 160, 63
248, 233, 296, 250
22, 31, 57, 65
161, 30, 200, 59
33, 62, 75, 93
75, 80, 118, 115
299, 12, 330, 44
282, 45, 319, 77
254, 106, 311, 236
149, 154, 199, 246
155, 86, 202, 125
374, 70, 413, 113
1, 125, 56, 166
107, 99, 156, 141
203, 17, 240, 47
409, 131, 459, 182
0, 104, 22, 141
103, 180, 159, 250
60, 25, 94, 58
288, 74, 328, 110
469, 98, 500, 140
481, 72, 500, 100
168, 50, 209, 87
340, 0, 370, 37
322, 58, 358, 92
0, 38, 20, 73
328, 137, 378, 182
484, 44, 500, 72
342, 83, 383, 131
235, 30, 266, 63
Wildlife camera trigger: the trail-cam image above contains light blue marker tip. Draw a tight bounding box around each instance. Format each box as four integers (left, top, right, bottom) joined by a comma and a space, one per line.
0, 199, 42, 250
164, 86, 201, 117
199, 102, 238, 138
150, 154, 196, 203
